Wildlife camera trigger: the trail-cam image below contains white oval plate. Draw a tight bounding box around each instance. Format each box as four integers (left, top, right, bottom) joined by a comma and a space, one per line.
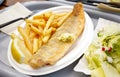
8, 6, 94, 76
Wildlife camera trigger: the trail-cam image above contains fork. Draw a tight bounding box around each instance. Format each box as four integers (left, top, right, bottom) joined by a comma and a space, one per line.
0, 13, 34, 28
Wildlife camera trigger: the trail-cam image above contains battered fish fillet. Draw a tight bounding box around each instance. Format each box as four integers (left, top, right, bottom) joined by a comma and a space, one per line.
28, 2, 85, 69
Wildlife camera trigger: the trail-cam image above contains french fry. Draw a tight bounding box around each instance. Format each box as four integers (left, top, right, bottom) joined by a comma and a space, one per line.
42, 34, 51, 44
26, 19, 44, 27
38, 36, 42, 48
29, 31, 36, 43
30, 25, 42, 35
43, 12, 52, 21
42, 27, 53, 44
44, 27, 53, 36
33, 14, 44, 19
18, 26, 33, 54
54, 13, 67, 19
51, 27, 56, 34
38, 19, 46, 28
43, 14, 55, 35
38, 24, 43, 32
58, 12, 72, 26
24, 21, 31, 36
11, 33, 20, 39
26, 19, 38, 26
51, 21, 59, 28
33, 37, 39, 53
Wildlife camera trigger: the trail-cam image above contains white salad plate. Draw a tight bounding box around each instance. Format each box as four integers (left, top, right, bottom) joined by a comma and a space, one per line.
7, 6, 94, 76
74, 18, 120, 75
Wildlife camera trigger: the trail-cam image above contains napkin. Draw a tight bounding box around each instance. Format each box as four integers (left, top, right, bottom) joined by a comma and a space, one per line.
0, 2, 32, 35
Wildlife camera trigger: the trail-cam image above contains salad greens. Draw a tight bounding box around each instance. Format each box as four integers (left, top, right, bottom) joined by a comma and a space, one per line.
85, 23, 120, 77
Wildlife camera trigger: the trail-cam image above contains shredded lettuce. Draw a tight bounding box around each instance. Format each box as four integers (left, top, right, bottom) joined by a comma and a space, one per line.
85, 30, 120, 77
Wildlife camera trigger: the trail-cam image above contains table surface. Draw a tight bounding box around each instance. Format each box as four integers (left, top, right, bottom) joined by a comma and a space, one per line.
0, 0, 119, 77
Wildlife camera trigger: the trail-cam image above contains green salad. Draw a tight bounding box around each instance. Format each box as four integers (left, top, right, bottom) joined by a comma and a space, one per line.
85, 23, 120, 77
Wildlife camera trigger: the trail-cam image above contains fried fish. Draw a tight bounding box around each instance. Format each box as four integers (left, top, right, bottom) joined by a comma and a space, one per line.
28, 3, 85, 69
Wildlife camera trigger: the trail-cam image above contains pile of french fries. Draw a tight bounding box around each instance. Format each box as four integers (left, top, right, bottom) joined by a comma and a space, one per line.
11, 11, 71, 55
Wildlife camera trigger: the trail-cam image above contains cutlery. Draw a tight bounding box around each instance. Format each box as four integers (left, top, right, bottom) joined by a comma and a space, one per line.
67, 0, 120, 12
0, 10, 38, 35
0, 13, 33, 35
87, 0, 120, 8
84, 0, 120, 12
0, 12, 34, 28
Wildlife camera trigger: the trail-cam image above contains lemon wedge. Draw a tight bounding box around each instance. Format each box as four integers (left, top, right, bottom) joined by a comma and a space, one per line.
11, 38, 32, 64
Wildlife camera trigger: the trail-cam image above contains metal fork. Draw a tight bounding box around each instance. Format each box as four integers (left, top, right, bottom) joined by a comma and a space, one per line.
0, 9, 40, 29
0, 13, 33, 28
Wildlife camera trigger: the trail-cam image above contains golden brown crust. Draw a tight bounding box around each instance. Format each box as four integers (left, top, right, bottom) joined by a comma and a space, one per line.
73, 2, 83, 16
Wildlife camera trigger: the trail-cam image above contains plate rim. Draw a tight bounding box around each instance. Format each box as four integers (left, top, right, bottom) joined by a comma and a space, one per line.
7, 5, 94, 76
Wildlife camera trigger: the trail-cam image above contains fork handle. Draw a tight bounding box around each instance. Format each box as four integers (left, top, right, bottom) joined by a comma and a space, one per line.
0, 18, 24, 28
